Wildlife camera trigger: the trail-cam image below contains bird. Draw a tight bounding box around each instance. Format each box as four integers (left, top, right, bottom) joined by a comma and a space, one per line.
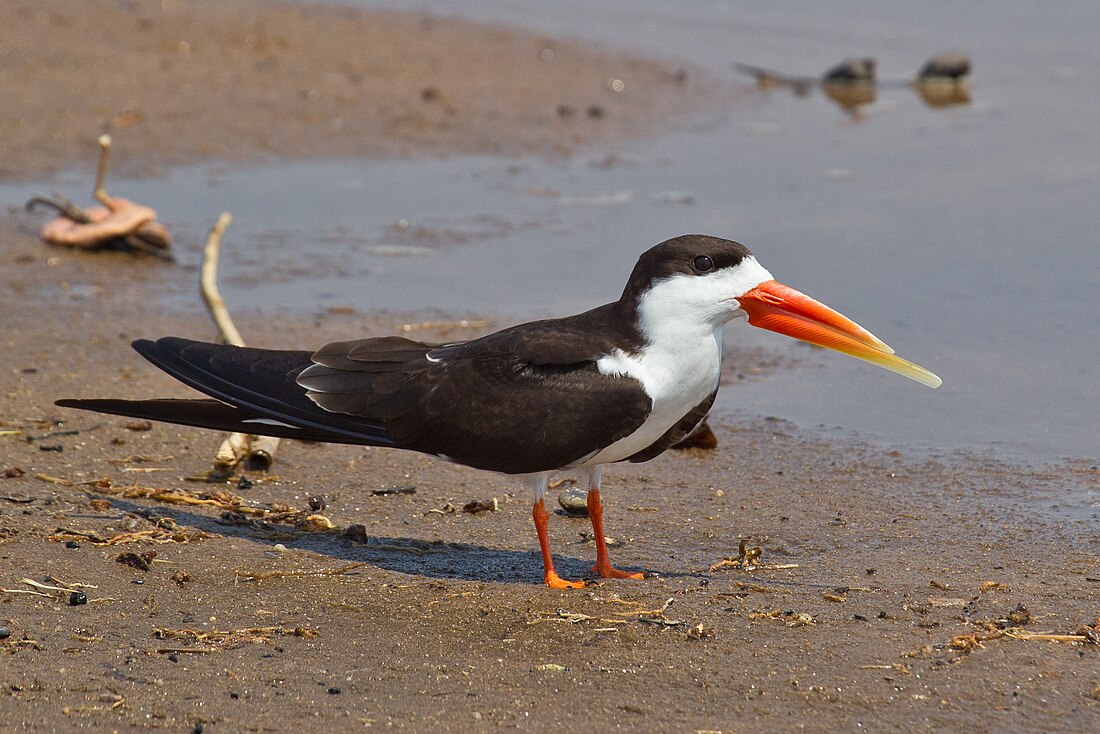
57, 235, 940, 589
917, 53, 971, 83
823, 57, 877, 84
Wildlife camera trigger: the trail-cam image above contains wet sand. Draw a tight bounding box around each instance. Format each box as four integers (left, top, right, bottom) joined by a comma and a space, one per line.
2, 2, 1099, 733
1, 0, 701, 180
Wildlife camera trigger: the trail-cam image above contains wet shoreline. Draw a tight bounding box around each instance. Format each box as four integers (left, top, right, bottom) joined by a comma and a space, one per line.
2, 1, 1098, 731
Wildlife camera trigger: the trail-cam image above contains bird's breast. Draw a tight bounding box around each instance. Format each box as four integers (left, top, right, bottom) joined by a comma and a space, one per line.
586, 330, 722, 465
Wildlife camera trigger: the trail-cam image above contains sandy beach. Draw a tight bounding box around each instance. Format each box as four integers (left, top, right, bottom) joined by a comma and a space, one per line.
2, 1, 1098, 732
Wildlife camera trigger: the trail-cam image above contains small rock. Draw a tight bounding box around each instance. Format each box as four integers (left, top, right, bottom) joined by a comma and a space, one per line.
308, 495, 326, 512
344, 524, 369, 543
0, 627, 11, 639
116, 550, 155, 571
38, 444, 63, 452
65, 540, 81, 549
171, 570, 191, 587
237, 476, 253, 490
125, 420, 153, 432
462, 498, 499, 514
557, 486, 589, 516
1006, 603, 1031, 626
89, 498, 112, 512
671, 419, 717, 450
2, 467, 25, 479
327, 687, 342, 695
68, 591, 88, 606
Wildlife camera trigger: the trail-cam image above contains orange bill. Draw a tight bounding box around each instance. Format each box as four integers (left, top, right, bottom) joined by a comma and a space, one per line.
736, 280, 941, 388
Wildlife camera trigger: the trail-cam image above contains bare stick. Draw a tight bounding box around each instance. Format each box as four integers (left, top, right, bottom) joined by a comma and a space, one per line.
200, 213, 280, 472
246, 435, 280, 470
94, 135, 112, 206
201, 213, 244, 347
214, 431, 249, 474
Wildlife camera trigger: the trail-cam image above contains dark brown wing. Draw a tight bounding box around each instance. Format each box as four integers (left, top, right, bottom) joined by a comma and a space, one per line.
298, 306, 653, 473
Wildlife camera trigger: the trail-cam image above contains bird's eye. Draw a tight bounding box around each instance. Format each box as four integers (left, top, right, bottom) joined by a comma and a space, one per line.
692, 255, 714, 273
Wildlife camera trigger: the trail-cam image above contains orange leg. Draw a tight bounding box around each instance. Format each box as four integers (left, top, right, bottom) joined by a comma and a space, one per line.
533, 498, 584, 589
587, 488, 645, 580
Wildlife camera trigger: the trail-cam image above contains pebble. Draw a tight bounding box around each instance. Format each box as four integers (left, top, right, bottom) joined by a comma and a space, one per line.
273, 543, 288, 552
557, 486, 589, 516
0, 627, 10, 639
68, 591, 88, 606
65, 540, 80, 549
344, 524, 369, 543
327, 687, 342, 695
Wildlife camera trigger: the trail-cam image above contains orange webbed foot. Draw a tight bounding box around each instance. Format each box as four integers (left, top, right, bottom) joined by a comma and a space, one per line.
544, 571, 585, 590
591, 563, 645, 580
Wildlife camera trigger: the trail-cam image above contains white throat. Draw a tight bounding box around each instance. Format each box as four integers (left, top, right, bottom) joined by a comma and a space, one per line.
586, 256, 772, 465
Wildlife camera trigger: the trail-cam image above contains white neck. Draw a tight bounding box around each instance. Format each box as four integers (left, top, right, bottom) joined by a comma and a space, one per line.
585, 256, 772, 466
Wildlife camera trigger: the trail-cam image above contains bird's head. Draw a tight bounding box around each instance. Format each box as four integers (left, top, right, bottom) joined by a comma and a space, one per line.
623, 235, 940, 388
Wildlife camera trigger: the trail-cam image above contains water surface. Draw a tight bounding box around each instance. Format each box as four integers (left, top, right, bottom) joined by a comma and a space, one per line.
7, 1, 1099, 463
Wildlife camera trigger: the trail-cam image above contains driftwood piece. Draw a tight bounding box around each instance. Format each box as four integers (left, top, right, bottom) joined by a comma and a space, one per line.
28, 135, 172, 258
200, 213, 279, 475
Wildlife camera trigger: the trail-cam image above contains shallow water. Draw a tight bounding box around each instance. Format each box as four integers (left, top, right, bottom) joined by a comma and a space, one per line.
6, 1, 1100, 463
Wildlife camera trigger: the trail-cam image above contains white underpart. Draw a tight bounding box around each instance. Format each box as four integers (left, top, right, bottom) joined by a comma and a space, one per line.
584, 256, 773, 466
242, 417, 299, 429
578, 465, 602, 491
525, 472, 551, 502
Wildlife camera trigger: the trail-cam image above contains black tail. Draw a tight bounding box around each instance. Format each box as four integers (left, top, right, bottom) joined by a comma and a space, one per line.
54, 397, 375, 444
56, 337, 395, 447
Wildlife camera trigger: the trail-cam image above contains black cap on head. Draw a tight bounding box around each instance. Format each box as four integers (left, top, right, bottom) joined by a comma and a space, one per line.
621, 235, 753, 302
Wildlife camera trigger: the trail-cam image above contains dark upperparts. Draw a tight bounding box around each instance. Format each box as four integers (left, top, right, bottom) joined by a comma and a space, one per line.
618, 234, 753, 304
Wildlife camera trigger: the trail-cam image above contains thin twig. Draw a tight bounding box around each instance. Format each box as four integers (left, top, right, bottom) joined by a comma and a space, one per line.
1, 588, 53, 598
19, 578, 75, 593
200, 213, 280, 472
93, 135, 112, 205
201, 213, 244, 347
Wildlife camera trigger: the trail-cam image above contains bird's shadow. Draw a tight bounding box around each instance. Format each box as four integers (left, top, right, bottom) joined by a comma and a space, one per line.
106, 498, 669, 585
